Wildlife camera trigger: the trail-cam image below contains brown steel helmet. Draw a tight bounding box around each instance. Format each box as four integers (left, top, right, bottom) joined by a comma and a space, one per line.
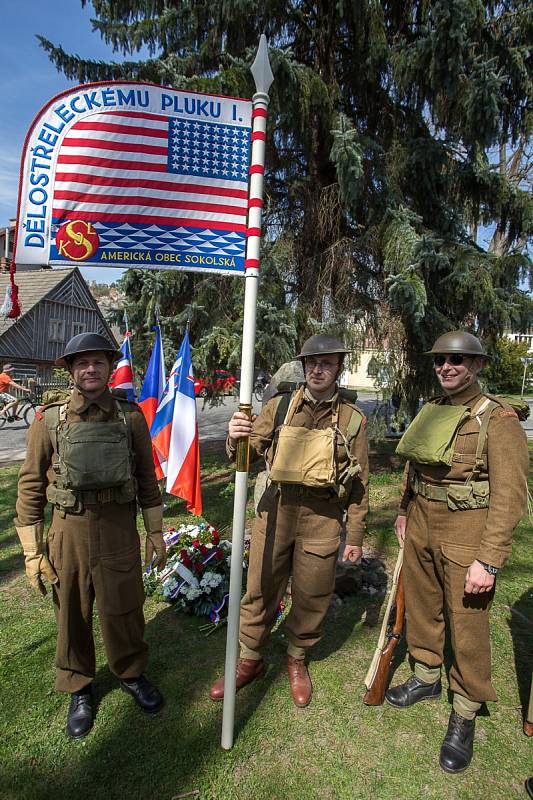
296, 334, 351, 360
426, 330, 489, 358
55, 332, 122, 367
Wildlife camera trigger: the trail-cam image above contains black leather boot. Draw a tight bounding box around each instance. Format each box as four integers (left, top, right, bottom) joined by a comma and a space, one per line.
66, 686, 94, 740
120, 675, 164, 713
385, 674, 442, 708
439, 710, 475, 773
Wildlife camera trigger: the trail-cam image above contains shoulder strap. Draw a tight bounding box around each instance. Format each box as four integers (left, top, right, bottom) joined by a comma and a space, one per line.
284, 385, 305, 426
273, 392, 292, 431
42, 403, 68, 454
338, 387, 358, 403
114, 399, 134, 451
466, 397, 499, 482
274, 387, 304, 430
345, 406, 363, 443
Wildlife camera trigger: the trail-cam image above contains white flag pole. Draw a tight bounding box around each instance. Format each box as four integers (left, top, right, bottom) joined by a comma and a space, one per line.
221, 34, 274, 751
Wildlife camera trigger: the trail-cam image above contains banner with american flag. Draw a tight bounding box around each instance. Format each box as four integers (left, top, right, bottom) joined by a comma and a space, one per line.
13, 82, 252, 275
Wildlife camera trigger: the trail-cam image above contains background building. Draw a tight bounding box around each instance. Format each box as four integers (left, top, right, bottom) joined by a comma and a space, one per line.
0, 267, 117, 380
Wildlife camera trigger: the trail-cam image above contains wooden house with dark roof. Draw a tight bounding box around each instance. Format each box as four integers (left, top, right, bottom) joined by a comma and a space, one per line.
0, 268, 117, 379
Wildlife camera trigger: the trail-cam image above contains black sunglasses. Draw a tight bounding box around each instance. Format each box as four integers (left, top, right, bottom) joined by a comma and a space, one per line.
433, 353, 466, 367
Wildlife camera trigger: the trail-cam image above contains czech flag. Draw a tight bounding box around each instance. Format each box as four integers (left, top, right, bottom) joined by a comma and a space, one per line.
139, 325, 167, 480
151, 331, 202, 516
110, 333, 136, 401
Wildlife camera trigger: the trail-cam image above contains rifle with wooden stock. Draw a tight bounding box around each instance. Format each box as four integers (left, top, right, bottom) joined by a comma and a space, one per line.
363, 549, 405, 705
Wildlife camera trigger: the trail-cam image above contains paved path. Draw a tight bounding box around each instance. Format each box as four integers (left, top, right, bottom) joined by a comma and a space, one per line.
0, 396, 264, 466
1, 393, 531, 467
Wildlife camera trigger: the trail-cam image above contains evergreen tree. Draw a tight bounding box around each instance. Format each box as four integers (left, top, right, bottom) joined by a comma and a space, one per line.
40, 1, 533, 405
483, 337, 530, 394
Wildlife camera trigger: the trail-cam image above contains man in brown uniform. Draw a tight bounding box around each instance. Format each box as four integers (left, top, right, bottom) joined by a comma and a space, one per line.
386, 331, 529, 773
15, 333, 167, 739
209, 335, 369, 707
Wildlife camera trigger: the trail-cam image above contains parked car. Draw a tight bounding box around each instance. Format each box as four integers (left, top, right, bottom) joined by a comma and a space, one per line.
194, 370, 237, 398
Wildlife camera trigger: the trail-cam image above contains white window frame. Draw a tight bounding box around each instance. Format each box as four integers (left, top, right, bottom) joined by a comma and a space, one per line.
49, 318, 66, 342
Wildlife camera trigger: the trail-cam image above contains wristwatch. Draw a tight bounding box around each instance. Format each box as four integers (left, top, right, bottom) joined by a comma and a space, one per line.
477, 560, 499, 575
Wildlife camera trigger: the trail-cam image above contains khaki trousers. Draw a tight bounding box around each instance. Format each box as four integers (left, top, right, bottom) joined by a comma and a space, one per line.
47, 504, 148, 693
240, 484, 342, 653
404, 495, 496, 703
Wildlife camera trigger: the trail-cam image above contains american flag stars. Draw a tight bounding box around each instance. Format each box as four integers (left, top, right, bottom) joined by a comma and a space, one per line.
168, 118, 250, 182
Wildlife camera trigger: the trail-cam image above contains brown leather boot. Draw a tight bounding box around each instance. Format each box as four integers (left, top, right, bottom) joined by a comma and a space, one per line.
287, 655, 312, 708
209, 658, 265, 701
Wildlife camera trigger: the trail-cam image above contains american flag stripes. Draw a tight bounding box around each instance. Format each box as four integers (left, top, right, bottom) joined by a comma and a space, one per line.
52, 112, 250, 231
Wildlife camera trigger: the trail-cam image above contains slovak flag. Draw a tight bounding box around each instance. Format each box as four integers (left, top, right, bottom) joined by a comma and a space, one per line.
139, 325, 167, 480
150, 331, 202, 516
109, 333, 136, 401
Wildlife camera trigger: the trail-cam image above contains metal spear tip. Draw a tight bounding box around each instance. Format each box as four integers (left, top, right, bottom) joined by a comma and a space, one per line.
250, 34, 274, 96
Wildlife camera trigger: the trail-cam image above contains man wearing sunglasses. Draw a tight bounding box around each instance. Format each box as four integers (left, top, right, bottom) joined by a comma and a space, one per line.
386, 330, 528, 773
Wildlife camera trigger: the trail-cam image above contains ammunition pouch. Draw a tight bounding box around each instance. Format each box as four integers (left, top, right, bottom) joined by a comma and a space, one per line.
46, 482, 136, 515
445, 481, 490, 511
412, 473, 490, 511
46, 484, 83, 514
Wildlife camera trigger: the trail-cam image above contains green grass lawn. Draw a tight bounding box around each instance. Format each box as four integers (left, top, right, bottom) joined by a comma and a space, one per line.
0, 442, 531, 800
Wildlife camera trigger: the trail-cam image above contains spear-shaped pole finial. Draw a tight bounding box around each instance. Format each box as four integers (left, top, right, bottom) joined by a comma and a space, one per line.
250, 33, 274, 97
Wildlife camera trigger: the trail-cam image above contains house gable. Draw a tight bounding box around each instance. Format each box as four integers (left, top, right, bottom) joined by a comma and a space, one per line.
0, 268, 116, 367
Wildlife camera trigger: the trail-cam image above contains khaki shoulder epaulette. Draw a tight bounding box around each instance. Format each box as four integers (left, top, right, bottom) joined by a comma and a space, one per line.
481, 392, 529, 420
35, 400, 67, 421
40, 400, 68, 410
481, 392, 511, 410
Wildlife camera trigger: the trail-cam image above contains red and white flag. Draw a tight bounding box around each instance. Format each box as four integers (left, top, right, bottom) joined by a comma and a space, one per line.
109, 334, 136, 401
150, 331, 202, 515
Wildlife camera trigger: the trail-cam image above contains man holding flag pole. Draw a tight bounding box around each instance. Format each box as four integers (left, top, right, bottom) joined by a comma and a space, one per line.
211, 38, 369, 750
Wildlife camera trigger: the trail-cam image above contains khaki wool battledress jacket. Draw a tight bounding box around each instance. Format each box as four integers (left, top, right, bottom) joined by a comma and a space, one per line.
228, 385, 369, 653
15, 387, 161, 693
399, 381, 528, 567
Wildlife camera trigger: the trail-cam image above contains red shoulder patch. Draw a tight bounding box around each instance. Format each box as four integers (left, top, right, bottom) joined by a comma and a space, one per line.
500, 410, 518, 418
35, 411, 44, 421
361, 415, 367, 430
